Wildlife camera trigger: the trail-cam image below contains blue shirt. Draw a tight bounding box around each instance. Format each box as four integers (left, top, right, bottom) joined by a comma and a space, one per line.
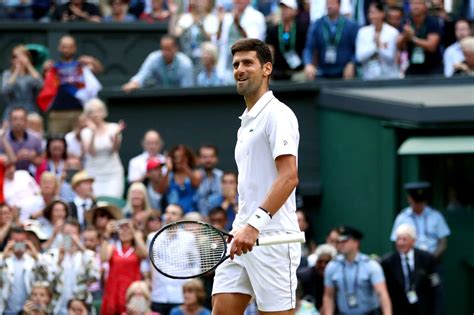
170, 306, 211, 315
196, 68, 224, 87
131, 50, 194, 88
324, 253, 385, 314
196, 168, 223, 216
167, 172, 197, 213
390, 206, 451, 253
303, 15, 359, 78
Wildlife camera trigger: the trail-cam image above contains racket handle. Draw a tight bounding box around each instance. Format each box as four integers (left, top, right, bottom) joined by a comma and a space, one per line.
256, 232, 306, 246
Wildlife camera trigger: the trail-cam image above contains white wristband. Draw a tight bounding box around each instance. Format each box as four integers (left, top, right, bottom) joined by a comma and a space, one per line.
247, 207, 272, 232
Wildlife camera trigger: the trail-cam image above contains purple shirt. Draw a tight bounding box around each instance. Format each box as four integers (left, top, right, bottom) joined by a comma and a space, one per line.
5, 130, 43, 171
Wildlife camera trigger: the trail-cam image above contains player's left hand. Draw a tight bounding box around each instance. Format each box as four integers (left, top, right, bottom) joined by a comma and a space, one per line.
229, 225, 259, 260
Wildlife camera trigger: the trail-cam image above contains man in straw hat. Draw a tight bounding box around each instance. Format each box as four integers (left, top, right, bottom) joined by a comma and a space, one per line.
68, 170, 96, 229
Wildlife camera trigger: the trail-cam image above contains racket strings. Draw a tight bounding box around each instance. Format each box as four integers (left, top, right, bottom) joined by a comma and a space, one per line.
150, 222, 226, 278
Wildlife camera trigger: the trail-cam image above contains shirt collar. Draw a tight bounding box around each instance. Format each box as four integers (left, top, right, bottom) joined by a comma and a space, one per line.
239, 91, 274, 120
9, 129, 28, 141
400, 248, 414, 261
408, 205, 431, 217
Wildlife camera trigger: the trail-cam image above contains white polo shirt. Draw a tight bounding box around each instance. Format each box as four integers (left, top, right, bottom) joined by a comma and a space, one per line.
233, 91, 299, 233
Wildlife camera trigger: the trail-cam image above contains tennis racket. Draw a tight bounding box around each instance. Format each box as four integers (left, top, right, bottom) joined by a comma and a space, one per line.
148, 220, 305, 279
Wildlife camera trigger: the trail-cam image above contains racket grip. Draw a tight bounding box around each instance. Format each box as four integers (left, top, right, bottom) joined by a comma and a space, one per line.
256, 232, 306, 246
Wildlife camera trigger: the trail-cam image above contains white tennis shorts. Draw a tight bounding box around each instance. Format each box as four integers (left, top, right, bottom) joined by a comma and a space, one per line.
212, 231, 301, 312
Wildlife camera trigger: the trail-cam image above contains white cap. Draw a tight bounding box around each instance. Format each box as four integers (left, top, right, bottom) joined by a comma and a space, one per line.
280, 0, 298, 10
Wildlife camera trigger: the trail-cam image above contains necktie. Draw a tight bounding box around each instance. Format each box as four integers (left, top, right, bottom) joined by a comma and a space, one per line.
405, 255, 413, 291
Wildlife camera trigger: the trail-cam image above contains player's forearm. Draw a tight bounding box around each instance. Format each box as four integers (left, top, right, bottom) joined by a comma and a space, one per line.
260, 171, 298, 216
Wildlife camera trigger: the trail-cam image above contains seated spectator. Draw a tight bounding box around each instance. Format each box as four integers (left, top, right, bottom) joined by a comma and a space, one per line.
4, 158, 39, 212
303, 0, 359, 79
219, 171, 238, 231
215, 0, 266, 84
68, 171, 97, 229
81, 98, 125, 198
128, 129, 165, 183
296, 209, 316, 259
386, 5, 404, 32
2, 45, 42, 122
67, 298, 91, 315
397, 0, 443, 75
454, 36, 474, 75
100, 219, 147, 315
125, 281, 156, 314
145, 157, 166, 212
196, 144, 222, 217
123, 182, 155, 230
21, 281, 53, 314
356, 1, 400, 80
85, 203, 123, 239
144, 210, 162, 238
266, 0, 309, 81
1, 0, 33, 19
162, 145, 202, 214
40, 198, 70, 249
103, 0, 136, 22
0, 203, 16, 251
196, 42, 225, 86
52, 0, 101, 21
47, 219, 99, 314
139, 0, 170, 22
4, 107, 43, 172
65, 113, 88, 159
122, 35, 194, 92
169, 0, 219, 76
170, 279, 211, 315
444, 19, 472, 77
39, 35, 102, 135
208, 206, 228, 230
297, 244, 337, 310
20, 172, 59, 223
0, 226, 48, 314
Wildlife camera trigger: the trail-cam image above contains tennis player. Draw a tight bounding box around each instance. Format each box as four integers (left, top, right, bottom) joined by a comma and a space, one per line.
212, 38, 301, 315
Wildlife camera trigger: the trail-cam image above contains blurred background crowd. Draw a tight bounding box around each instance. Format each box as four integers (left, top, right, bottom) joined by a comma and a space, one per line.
0, 0, 465, 314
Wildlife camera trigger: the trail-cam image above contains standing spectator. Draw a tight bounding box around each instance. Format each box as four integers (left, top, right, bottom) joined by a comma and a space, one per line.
139, 0, 170, 22
390, 182, 451, 259
128, 129, 165, 183
303, 0, 359, 79
0, 204, 16, 251
65, 113, 88, 159
145, 157, 166, 212
0, 227, 48, 314
1, 45, 43, 122
81, 227, 103, 312
4, 107, 43, 172
103, 0, 136, 22
397, 0, 443, 75
266, 0, 309, 81
196, 144, 223, 217
81, 98, 125, 198
215, 0, 266, 84
196, 42, 225, 86
454, 36, 474, 75
39, 36, 102, 134
85, 203, 123, 239
162, 145, 201, 214
170, 279, 211, 315
52, 0, 101, 21
382, 224, 441, 315
47, 219, 100, 314
122, 35, 194, 92
322, 226, 392, 315
169, 0, 219, 77
68, 170, 97, 229
100, 219, 147, 315
20, 172, 59, 223
123, 182, 155, 230
386, 5, 404, 31
356, 1, 400, 80
146, 204, 187, 315
297, 244, 337, 310
40, 199, 70, 250
219, 170, 238, 231
444, 19, 472, 77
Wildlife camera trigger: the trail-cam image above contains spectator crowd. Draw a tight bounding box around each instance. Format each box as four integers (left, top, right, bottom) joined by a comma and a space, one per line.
0, 0, 463, 314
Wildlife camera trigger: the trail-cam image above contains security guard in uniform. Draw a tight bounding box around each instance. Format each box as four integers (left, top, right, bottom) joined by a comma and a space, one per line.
390, 182, 451, 259
322, 226, 392, 315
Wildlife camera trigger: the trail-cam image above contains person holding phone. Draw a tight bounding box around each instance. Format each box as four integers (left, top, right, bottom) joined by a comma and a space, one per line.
0, 226, 48, 314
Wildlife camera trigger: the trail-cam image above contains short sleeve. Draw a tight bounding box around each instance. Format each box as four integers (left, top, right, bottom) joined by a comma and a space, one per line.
324, 261, 336, 288
434, 212, 451, 238
390, 213, 404, 241
426, 17, 442, 36
368, 260, 385, 285
265, 104, 299, 160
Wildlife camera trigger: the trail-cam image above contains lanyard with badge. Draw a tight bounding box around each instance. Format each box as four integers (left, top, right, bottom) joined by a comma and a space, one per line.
404, 254, 419, 304
342, 262, 360, 308
278, 22, 302, 69
410, 20, 427, 65
322, 16, 345, 64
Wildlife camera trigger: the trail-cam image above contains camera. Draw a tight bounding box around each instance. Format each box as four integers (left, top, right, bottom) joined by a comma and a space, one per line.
63, 235, 73, 250
14, 242, 26, 251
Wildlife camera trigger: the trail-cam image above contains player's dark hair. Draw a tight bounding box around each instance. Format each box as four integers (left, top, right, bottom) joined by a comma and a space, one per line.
231, 38, 273, 66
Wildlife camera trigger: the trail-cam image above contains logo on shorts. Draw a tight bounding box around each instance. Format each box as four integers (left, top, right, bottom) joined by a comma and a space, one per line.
283, 140, 288, 146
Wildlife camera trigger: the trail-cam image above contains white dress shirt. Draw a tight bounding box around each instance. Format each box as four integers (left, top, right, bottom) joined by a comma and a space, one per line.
443, 42, 465, 77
